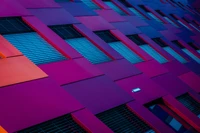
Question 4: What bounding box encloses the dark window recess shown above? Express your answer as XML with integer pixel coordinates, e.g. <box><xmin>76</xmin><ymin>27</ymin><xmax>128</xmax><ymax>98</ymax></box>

<box><xmin>145</xmin><ymin>99</ymin><xmax>196</xmax><ymax>133</ymax></box>
<box><xmin>152</xmin><ymin>38</ymin><xmax>168</xmax><ymax>47</ymax></box>
<box><xmin>118</xmin><ymin>0</ymin><xmax>131</xmax><ymax>7</ymax></box>
<box><xmin>188</xmin><ymin>42</ymin><xmax>199</xmax><ymax>50</ymax></box>
<box><xmin>182</xmin><ymin>17</ymin><xmax>190</xmax><ymax>23</ymax></box>
<box><xmin>171</xmin><ymin>40</ymin><xmax>185</xmax><ymax>49</ymax></box>
<box><xmin>170</xmin><ymin>14</ymin><xmax>178</xmax><ymax>20</ymax></box>
<box><xmin>0</xmin><ymin>17</ymin><xmax>33</xmax><ymax>35</ymax></box>
<box><xmin>49</xmin><ymin>25</ymin><xmax>83</xmax><ymax>39</ymax></box>
<box><xmin>138</xmin><ymin>5</ymin><xmax>149</xmax><ymax>12</ymax></box>
<box><xmin>96</xmin><ymin>105</ymin><xmax>154</xmax><ymax>133</ymax></box>
<box><xmin>17</xmin><ymin>114</ymin><xmax>86</xmax><ymax>133</ymax></box>
<box><xmin>155</xmin><ymin>10</ymin><xmax>165</xmax><ymax>17</ymax></box>
<box><xmin>177</xmin><ymin>93</ymin><xmax>200</xmax><ymax>116</ymax></box>
<box><xmin>127</xmin><ymin>34</ymin><xmax>147</xmax><ymax>46</ymax></box>
<box><xmin>95</xmin><ymin>30</ymin><xmax>119</xmax><ymax>43</ymax></box>
<box><xmin>192</xmin><ymin>20</ymin><xmax>199</xmax><ymax>26</ymax></box>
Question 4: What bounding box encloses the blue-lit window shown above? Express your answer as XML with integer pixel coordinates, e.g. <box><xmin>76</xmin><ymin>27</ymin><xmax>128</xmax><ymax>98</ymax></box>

<box><xmin>146</xmin><ymin>100</ymin><xmax>196</xmax><ymax>133</ymax></box>
<box><xmin>0</xmin><ymin>17</ymin><xmax>66</xmax><ymax>65</ymax></box>
<box><xmin>109</xmin><ymin>41</ymin><xmax>143</xmax><ymax>64</ymax></box>
<box><xmin>81</xmin><ymin>0</ymin><xmax>100</xmax><ymax>10</ymax></box>
<box><xmin>129</xmin><ymin>7</ymin><xmax>147</xmax><ymax>20</ymax></box>
<box><xmin>96</xmin><ymin>105</ymin><xmax>155</xmax><ymax>133</ymax></box>
<box><xmin>172</xmin><ymin>40</ymin><xmax>200</xmax><ymax>64</ymax></box>
<box><xmin>95</xmin><ymin>31</ymin><xmax>144</xmax><ymax>64</ymax></box>
<box><xmin>4</xmin><ymin>32</ymin><xmax>66</xmax><ymax>65</ymax></box>
<box><xmin>50</xmin><ymin>25</ymin><xmax>111</xmax><ymax>64</ymax></box>
<box><xmin>152</xmin><ymin>38</ymin><xmax>187</xmax><ymax>63</ymax></box>
<box><xmin>66</xmin><ymin>38</ymin><xmax>111</xmax><ymax>64</ymax></box>
<box><xmin>128</xmin><ymin>35</ymin><xmax>168</xmax><ymax>64</ymax></box>
<box><xmin>103</xmin><ymin>0</ymin><xmax>127</xmax><ymax>15</ymax></box>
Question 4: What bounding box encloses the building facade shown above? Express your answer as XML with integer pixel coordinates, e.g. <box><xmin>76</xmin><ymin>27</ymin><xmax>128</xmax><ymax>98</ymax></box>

<box><xmin>0</xmin><ymin>0</ymin><xmax>200</xmax><ymax>132</ymax></box>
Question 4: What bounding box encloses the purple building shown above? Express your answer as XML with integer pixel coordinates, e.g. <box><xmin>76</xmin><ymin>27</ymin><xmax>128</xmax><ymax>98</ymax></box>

<box><xmin>0</xmin><ymin>0</ymin><xmax>200</xmax><ymax>132</ymax></box>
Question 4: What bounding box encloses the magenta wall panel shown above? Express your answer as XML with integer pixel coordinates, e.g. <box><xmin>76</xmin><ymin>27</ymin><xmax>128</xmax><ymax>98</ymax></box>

<box><xmin>39</xmin><ymin>59</ymin><xmax>102</xmax><ymax>85</ymax></box>
<box><xmin>76</xmin><ymin>16</ymin><xmax>115</xmax><ymax>31</ymax></box>
<box><xmin>0</xmin><ymin>0</ymin><xmax>31</xmax><ymax>17</ymax></box>
<box><xmin>152</xmin><ymin>73</ymin><xmax>192</xmax><ymax>97</ymax></box>
<box><xmin>163</xmin><ymin>60</ymin><xmax>190</xmax><ymax>76</ymax></box>
<box><xmin>135</xmin><ymin>60</ymin><xmax>169</xmax><ymax>78</ymax></box>
<box><xmin>0</xmin><ymin>78</ymin><xmax>83</xmax><ymax>133</ymax></box>
<box><xmin>116</xmin><ymin>74</ymin><xmax>168</xmax><ymax>104</ymax></box>
<box><xmin>179</xmin><ymin>72</ymin><xmax>200</xmax><ymax>93</ymax></box>
<box><xmin>96</xmin><ymin>59</ymin><xmax>142</xmax><ymax>81</ymax></box>
<box><xmin>72</xmin><ymin>109</ymin><xmax>113</xmax><ymax>133</ymax></box>
<box><xmin>63</xmin><ymin>75</ymin><xmax>134</xmax><ymax>114</ymax></box>
<box><xmin>28</xmin><ymin>8</ymin><xmax>80</xmax><ymax>25</ymax></box>
<box><xmin>18</xmin><ymin>0</ymin><xmax>60</xmax><ymax>8</ymax></box>
<box><xmin>96</xmin><ymin>10</ymin><xmax>126</xmax><ymax>22</ymax></box>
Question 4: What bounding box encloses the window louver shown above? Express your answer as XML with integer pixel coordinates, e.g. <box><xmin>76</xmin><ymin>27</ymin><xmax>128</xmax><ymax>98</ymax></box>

<box><xmin>4</xmin><ymin>32</ymin><xmax>66</xmax><ymax>65</ymax></box>
<box><xmin>96</xmin><ymin>105</ymin><xmax>155</xmax><ymax>133</ymax></box>
<box><xmin>81</xmin><ymin>0</ymin><xmax>100</xmax><ymax>10</ymax></box>
<box><xmin>177</xmin><ymin>93</ymin><xmax>200</xmax><ymax>117</ymax></box>
<box><xmin>49</xmin><ymin>25</ymin><xmax>83</xmax><ymax>40</ymax></box>
<box><xmin>0</xmin><ymin>17</ymin><xmax>33</xmax><ymax>35</ymax></box>
<box><xmin>50</xmin><ymin>25</ymin><xmax>111</xmax><ymax>64</ymax></box>
<box><xmin>17</xmin><ymin>114</ymin><xmax>86</xmax><ymax>133</ymax></box>
<box><xmin>95</xmin><ymin>30</ymin><xmax>119</xmax><ymax>43</ymax></box>
<box><xmin>127</xmin><ymin>34</ymin><xmax>146</xmax><ymax>46</ymax></box>
<box><xmin>103</xmin><ymin>1</ymin><xmax>127</xmax><ymax>15</ymax></box>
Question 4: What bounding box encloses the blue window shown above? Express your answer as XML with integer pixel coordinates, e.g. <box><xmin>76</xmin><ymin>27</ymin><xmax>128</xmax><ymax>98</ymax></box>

<box><xmin>4</xmin><ymin>32</ymin><xmax>66</xmax><ymax>65</ymax></box>
<box><xmin>146</xmin><ymin>100</ymin><xmax>195</xmax><ymax>133</ymax></box>
<box><xmin>152</xmin><ymin>38</ymin><xmax>187</xmax><ymax>63</ymax></box>
<box><xmin>17</xmin><ymin>114</ymin><xmax>86</xmax><ymax>133</ymax></box>
<box><xmin>129</xmin><ymin>7</ymin><xmax>147</xmax><ymax>20</ymax></box>
<box><xmin>81</xmin><ymin>0</ymin><xmax>100</xmax><ymax>10</ymax></box>
<box><xmin>95</xmin><ymin>31</ymin><xmax>143</xmax><ymax>64</ymax></box>
<box><xmin>66</xmin><ymin>38</ymin><xmax>111</xmax><ymax>64</ymax></box>
<box><xmin>103</xmin><ymin>1</ymin><xmax>126</xmax><ymax>15</ymax></box>
<box><xmin>128</xmin><ymin>35</ymin><xmax>168</xmax><ymax>64</ymax></box>
<box><xmin>140</xmin><ymin>45</ymin><xmax>168</xmax><ymax>63</ymax></box>
<box><xmin>96</xmin><ymin>105</ymin><xmax>155</xmax><ymax>133</ymax></box>
<box><xmin>172</xmin><ymin>40</ymin><xmax>200</xmax><ymax>64</ymax></box>
<box><xmin>164</xmin><ymin>47</ymin><xmax>187</xmax><ymax>63</ymax></box>
<box><xmin>50</xmin><ymin>25</ymin><xmax>111</xmax><ymax>64</ymax></box>
<box><xmin>109</xmin><ymin>41</ymin><xmax>143</xmax><ymax>64</ymax></box>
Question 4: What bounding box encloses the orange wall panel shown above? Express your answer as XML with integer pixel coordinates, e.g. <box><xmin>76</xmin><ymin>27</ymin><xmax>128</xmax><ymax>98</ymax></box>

<box><xmin>0</xmin><ymin>35</ymin><xmax>22</xmax><ymax>57</ymax></box>
<box><xmin>0</xmin><ymin>126</ymin><xmax>8</xmax><ymax>133</ymax></box>
<box><xmin>0</xmin><ymin>56</ymin><xmax>48</xmax><ymax>87</ymax></box>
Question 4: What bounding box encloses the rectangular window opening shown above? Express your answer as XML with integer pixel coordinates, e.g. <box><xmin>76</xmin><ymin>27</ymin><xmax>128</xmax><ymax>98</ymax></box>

<box><xmin>145</xmin><ymin>99</ymin><xmax>197</xmax><ymax>132</ymax></box>
<box><xmin>50</xmin><ymin>25</ymin><xmax>112</xmax><ymax>64</ymax></box>
<box><xmin>96</xmin><ymin>104</ymin><xmax>155</xmax><ymax>133</ymax></box>
<box><xmin>81</xmin><ymin>0</ymin><xmax>101</xmax><ymax>10</ymax></box>
<box><xmin>103</xmin><ymin>0</ymin><xmax>127</xmax><ymax>15</ymax></box>
<box><xmin>95</xmin><ymin>31</ymin><xmax>144</xmax><ymax>64</ymax></box>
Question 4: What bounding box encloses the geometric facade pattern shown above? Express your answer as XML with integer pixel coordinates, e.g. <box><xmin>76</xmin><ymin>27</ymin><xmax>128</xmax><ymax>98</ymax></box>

<box><xmin>0</xmin><ymin>0</ymin><xmax>200</xmax><ymax>132</ymax></box>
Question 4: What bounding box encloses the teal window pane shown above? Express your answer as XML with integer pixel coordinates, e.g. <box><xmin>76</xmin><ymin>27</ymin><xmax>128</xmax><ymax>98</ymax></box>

<box><xmin>81</xmin><ymin>0</ymin><xmax>100</xmax><ymax>9</ymax></box>
<box><xmin>182</xmin><ymin>48</ymin><xmax>200</xmax><ymax>64</ymax></box>
<box><xmin>197</xmin><ymin>50</ymin><xmax>200</xmax><ymax>54</ymax></box>
<box><xmin>129</xmin><ymin>7</ymin><xmax>146</xmax><ymax>20</ymax></box>
<box><xmin>164</xmin><ymin>47</ymin><xmax>187</xmax><ymax>63</ymax></box>
<box><xmin>189</xmin><ymin>23</ymin><xmax>200</xmax><ymax>32</ymax></box>
<box><xmin>164</xmin><ymin>17</ymin><xmax>179</xmax><ymax>27</ymax></box>
<box><xmin>104</xmin><ymin>1</ymin><xmax>126</xmax><ymax>15</ymax></box>
<box><xmin>4</xmin><ymin>32</ymin><xmax>66</xmax><ymax>65</ymax></box>
<box><xmin>66</xmin><ymin>38</ymin><xmax>111</xmax><ymax>64</ymax></box>
<box><xmin>177</xmin><ymin>20</ymin><xmax>192</xmax><ymax>30</ymax></box>
<box><xmin>147</xmin><ymin>12</ymin><xmax>163</xmax><ymax>23</ymax></box>
<box><xmin>140</xmin><ymin>45</ymin><xmax>168</xmax><ymax>63</ymax></box>
<box><xmin>109</xmin><ymin>41</ymin><xmax>143</xmax><ymax>64</ymax></box>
